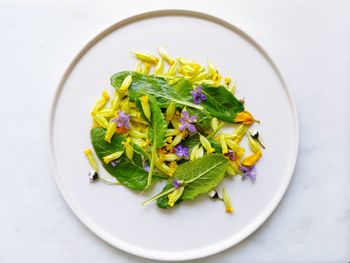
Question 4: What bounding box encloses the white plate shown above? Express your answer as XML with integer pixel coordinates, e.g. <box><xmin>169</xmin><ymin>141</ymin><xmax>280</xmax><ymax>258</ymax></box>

<box><xmin>49</xmin><ymin>10</ymin><xmax>299</xmax><ymax>261</ymax></box>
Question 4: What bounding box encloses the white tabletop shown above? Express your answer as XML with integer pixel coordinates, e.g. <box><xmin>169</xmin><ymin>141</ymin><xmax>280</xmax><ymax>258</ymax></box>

<box><xmin>1</xmin><ymin>1</ymin><xmax>349</xmax><ymax>262</ymax></box>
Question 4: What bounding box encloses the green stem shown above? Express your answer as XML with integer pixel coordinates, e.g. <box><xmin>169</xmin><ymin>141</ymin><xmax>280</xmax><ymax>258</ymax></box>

<box><xmin>147</xmin><ymin>145</ymin><xmax>156</xmax><ymax>187</ymax></box>
<box><xmin>141</xmin><ymin>187</ymin><xmax>176</xmax><ymax>206</ymax></box>
<box><xmin>98</xmin><ymin>178</ymin><xmax>121</xmax><ymax>185</ymax></box>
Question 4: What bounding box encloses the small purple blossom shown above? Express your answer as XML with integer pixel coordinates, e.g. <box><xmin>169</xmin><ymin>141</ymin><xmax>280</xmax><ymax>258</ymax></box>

<box><xmin>172</xmin><ymin>179</ymin><xmax>181</xmax><ymax>189</ymax></box>
<box><xmin>191</xmin><ymin>85</ymin><xmax>206</xmax><ymax>105</ymax></box>
<box><xmin>179</xmin><ymin>111</ymin><xmax>197</xmax><ymax>133</ymax></box>
<box><xmin>240</xmin><ymin>165</ymin><xmax>257</xmax><ymax>182</ymax></box>
<box><xmin>225</xmin><ymin>149</ymin><xmax>235</xmax><ymax>161</ymax></box>
<box><xmin>173</xmin><ymin>144</ymin><xmax>189</xmax><ymax>159</ymax></box>
<box><xmin>143</xmin><ymin>164</ymin><xmax>150</xmax><ymax>172</ymax></box>
<box><xmin>111</xmin><ymin>110</ymin><xmax>130</xmax><ymax>129</ymax></box>
<box><xmin>110</xmin><ymin>160</ymin><xmax>120</xmax><ymax>168</ymax></box>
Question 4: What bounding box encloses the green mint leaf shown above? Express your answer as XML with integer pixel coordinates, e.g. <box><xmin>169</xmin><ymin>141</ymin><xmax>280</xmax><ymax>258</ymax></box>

<box><xmin>110</xmin><ymin>71</ymin><xmax>203</xmax><ymax>110</ymax></box>
<box><xmin>90</xmin><ymin>128</ymin><xmax>148</xmax><ymax>190</ymax></box>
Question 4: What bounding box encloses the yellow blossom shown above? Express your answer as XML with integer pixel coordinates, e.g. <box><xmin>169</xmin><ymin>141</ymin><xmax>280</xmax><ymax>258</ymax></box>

<box><xmin>222</xmin><ymin>187</ymin><xmax>233</xmax><ymax>213</ymax></box>
<box><xmin>91</xmin><ymin>90</ymin><xmax>109</xmax><ymax>114</ymax></box>
<box><xmin>103</xmin><ymin>151</ymin><xmax>124</xmax><ymax>164</ymax></box>
<box><xmin>132</xmin><ymin>51</ymin><xmax>159</xmax><ymax>64</ymax></box>
<box><xmin>234</xmin><ymin>111</ymin><xmax>255</xmax><ymax>125</ymax></box>
<box><xmin>84</xmin><ymin>148</ymin><xmax>99</xmax><ymax>172</ymax></box>
<box><xmin>104</xmin><ymin>121</ymin><xmax>116</xmax><ymax>143</ymax></box>
<box><xmin>168</xmin><ymin>186</ymin><xmax>185</xmax><ymax>207</ymax></box>
<box><xmin>157</xmin><ymin>47</ymin><xmax>174</xmax><ymax>65</ymax></box>
<box><xmin>119</xmin><ymin>75</ymin><xmax>132</xmax><ymax>94</ymax></box>
<box><xmin>140</xmin><ymin>95</ymin><xmax>151</xmax><ymax>121</ymax></box>
<box><xmin>199</xmin><ymin>135</ymin><xmax>215</xmax><ymax>154</ymax></box>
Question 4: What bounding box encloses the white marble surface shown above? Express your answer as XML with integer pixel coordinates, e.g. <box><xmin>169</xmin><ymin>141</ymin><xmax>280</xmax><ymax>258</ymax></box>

<box><xmin>0</xmin><ymin>0</ymin><xmax>349</xmax><ymax>262</ymax></box>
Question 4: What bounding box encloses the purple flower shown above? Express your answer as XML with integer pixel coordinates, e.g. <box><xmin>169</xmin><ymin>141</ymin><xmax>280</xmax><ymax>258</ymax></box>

<box><xmin>173</xmin><ymin>144</ymin><xmax>189</xmax><ymax>159</ymax></box>
<box><xmin>111</xmin><ymin>110</ymin><xmax>130</xmax><ymax>129</ymax></box>
<box><xmin>240</xmin><ymin>165</ymin><xmax>257</xmax><ymax>182</ymax></box>
<box><xmin>172</xmin><ymin>179</ymin><xmax>181</xmax><ymax>189</ymax></box>
<box><xmin>143</xmin><ymin>164</ymin><xmax>150</xmax><ymax>172</ymax></box>
<box><xmin>225</xmin><ymin>149</ymin><xmax>235</xmax><ymax>161</ymax></box>
<box><xmin>110</xmin><ymin>160</ymin><xmax>120</xmax><ymax>168</ymax></box>
<box><xmin>179</xmin><ymin>111</ymin><xmax>197</xmax><ymax>133</ymax></box>
<box><xmin>191</xmin><ymin>86</ymin><xmax>206</xmax><ymax>105</ymax></box>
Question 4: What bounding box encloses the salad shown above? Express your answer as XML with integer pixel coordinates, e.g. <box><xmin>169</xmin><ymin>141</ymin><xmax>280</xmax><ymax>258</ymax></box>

<box><xmin>84</xmin><ymin>47</ymin><xmax>264</xmax><ymax>212</ymax></box>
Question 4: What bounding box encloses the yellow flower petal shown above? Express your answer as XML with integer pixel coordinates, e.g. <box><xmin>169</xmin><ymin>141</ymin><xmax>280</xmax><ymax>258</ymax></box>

<box><xmin>241</xmin><ymin>152</ymin><xmax>262</xmax><ymax>167</ymax></box>
<box><xmin>154</xmin><ymin>57</ymin><xmax>164</xmax><ymax>75</ymax></box>
<box><xmin>234</xmin><ymin>111</ymin><xmax>254</xmax><ymax>125</ymax></box>
<box><xmin>104</xmin><ymin>121</ymin><xmax>116</xmax><ymax>143</ymax></box>
<box><xmin>166</xmin><ymin>101</ymin><xmax>176</xmax><ymax>122</ymax></box>
<box><xmin>199</xmin><ymin>135</ymin><xmax>215</xmax><ymax>154</ymax></box>
<box><xmin>167</xmin><ymin>59</ymin><xmax>180</xmax><ymax>76</ymax></box>
<box><xmin>222</xmin><ymin>187</ymin><xmax>233</xmax><ymax>213</ymax></box>
<box><xmin>91</xmin><ymin>90</ymin><xmax>109</xmax><ymax>114</ymax></box>
<box><xmin>140</xmin><ymin>95</ymin><xmax>151</xmax><ymax>121</ymax></box>
<box><xmin>95</xmin><ymin>114</ymin><xmax>109</xmax><ymax>129</ymax></box>
<box><xmin>157</xmin><ymin>47</ymin><xmax>174</xmax><ymax>65</ymax></box>
<box><xmin>84</xmin><ymin>148</ymin><xmax>99</xmax><ymax>172</ymax></box>
<box><xmin>220</xmin><ymin>134</ymin><xmax>228</xmax><ymax>154</ymax></box>
<box><xmin>132</xmin><ymin>51</ymin><xmax>159</xmax><ymax>64</ymax></box>
<box><xmin>119</xmin><ymin>75</ymin><xmax>132</xmax><ymax>94</ymax></box>
<box><xmin>168</xmin><ymin>186</ymin><xmax>185</xmax><ymax>207</ymax></box>
<box><xmin>103</xmin><ymin>151</ymin><xmax>123</xmax><ymax>164</ymax></box>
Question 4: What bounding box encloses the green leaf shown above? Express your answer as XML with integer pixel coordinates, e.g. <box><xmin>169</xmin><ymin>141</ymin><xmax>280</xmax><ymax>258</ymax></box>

<box><xmin>90</xmin><ymin>128</ymin><xmax>148</xmax><ymax>190</ymax></box>
<box><xmin>156</xmin><ymin>154</ymin><xmax>228</xmax><ymax>208</ymax></box>
<box><xmin>201</xmin><ymin>84</ymin><xmax>244</xmax><ymax>122</ymax></box>
<box><xmin>173</xmin><ymin>78</ymin><xmax>244</xmax><ymax>122</ymax></box>
<box><xmin>177</xmin><ymin>154</ymin><xmax>229</xmax><ymax>200</ymax></box>
<box><xmin>110</xmin><ymin>71</ymin><xmax>203</xmax><ymax>110</ymax></box>
<box><xmin>147</xmin><ymin>95</ymin><xmax>167</xmax><ymax>187</ymax></box>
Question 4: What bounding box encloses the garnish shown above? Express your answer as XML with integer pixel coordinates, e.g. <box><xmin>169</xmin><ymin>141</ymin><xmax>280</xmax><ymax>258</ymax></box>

<box><xmin>84</xmin><ymin>47</ymin><xmax>265</xmax><ymax>213</ymax></box>
<box><xmin>191</xmin><ymin>85</ymin><xmax>207</xmax><ymax>105</ymax></box>
<box><xmin>179</xmin><ymin>111</ymin><xmax>197</xmax><ymax>133</ymax></box>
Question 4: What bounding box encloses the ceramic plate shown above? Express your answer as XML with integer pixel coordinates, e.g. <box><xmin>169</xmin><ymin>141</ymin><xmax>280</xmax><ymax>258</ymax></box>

<box><xmin>49</xmin><ymin>10</ymin><xmax>298</xmax><ymax>261</ymax></box>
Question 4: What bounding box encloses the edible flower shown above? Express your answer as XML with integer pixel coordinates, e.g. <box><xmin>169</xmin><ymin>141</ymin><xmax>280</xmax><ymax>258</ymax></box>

<box><xmin>157</xmin><ymin>47</ymin><xmax>174</xmax><ymax>65</ymax></box>
<box><xmin>84</xmin><ymin>148</ymin><xmax>99</xmax><ymax>172</ymax></box>
<box><xmin>154</xmin><ymin>57</ymin><xmax>164</xmax><ymax>74</ymax></box>
<box><xmin>224</xmin><ymin>149</ymin><xmax>235</xmax><ymax>161</ymax></box>
<box><xmin>222</xmin><ymin>187</ymin><xmax>233</xmax><ymax>213</ymax></box>
<box><xmin>111</xmin><ymin>110</ymin><xmax>130</xmax><ymax>133</ymax></box>
<box><xmin>94</xmin><ymin>114</ymin><xmax>109</xmax><ymax>129</ymax></box>
<box><xmin>91</xmin><ymin>90</ymin><xmax>109</xmax><ymax>114</ymax></box>
<box><xmin>173</xmin><ymin>144</ymin><xmax>189</xmax><ymax>159</ymax></box>
<box><xmin>119</xmin><ymin>75</ymin><xmax>132</xmax><ymax>93</ymax></box>
<box><xmin>122</xmin><ymin>137</ymin><xmax>133</xmax><ymax>161</ymax></box>
<box><xmin>143</xmin><ymin>163</ymin><xmax>150</xmax><ymax>172</ymax></box>
<box><xmin>240</xmin><ymin>165</ymin><xmax>257</xmax><ymax>182</ymax></box>
<box><xmin>132</xmin><ymin>51</ymin><xmax>159</xmax><ymax>64</ymax></box>
<box><xmin>166</xmin><ymin>101</ymin><xmax>176</xmax><ymax>122</ymax></box>
<box><xmin>172</xmin><ymin>179</ymin><xmax>182</xmax><ymax>189</ymax></box>
<box><xmin>104</xmin><ymin>121</ymin><xmax>116</xmax><ymax>143</ymax></box>
<box><xmin>191</xmin><ymin>85</ymin><xmax>206</xmax><ymax>105</ymax></box>
<box><xmin>103</xmin><ymin>151</ymin><xmax>124</xmax><ymax>164</ymax></box>
<box><xmin>179</xmin><ymin>111</ymin><xmax>197</xmax><ymax>133</ymax></box>
<box><xmin>168</xmin><ymin>186</ymin><xmax>185</xmax><ymax>207</ymax></box>
<box><xmin>167</xmin><ymin>59</ymin><xmax>180</xmax><ymax>76</ymax></box>
<box><xmin>220</xmin><ymin>134</ymin><xmax>228</xmax><ymax>154</ymax></box>
<box><xmin>199</xmin><ymin>135</ymin><xmax>215</xmax><ymax>154</ymax></box>
<box><xmin>241</xmin><ymin>152</ymin><xmax>262</xmax><ymax>167</ymax></box>
<box><xmin>234</xmin><ymin>111</ymin><xmax>255</xmax><ymax>125</ymax></box>
<box><xmin>140</xmin><ymin>95</ymin><xmax>151</xmax><ymax>121</ymax></box>
<box><xmin>110</xmin><ymin>160</ymin><xmax>120</xmax><ymax>168</ymax></box>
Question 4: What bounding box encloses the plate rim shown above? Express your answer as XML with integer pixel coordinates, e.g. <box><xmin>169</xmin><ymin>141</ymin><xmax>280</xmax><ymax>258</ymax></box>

<box><xmin>48</xmin><ymin>9</ymin><xmax>299</xmax><ymax>261</ymax></box>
